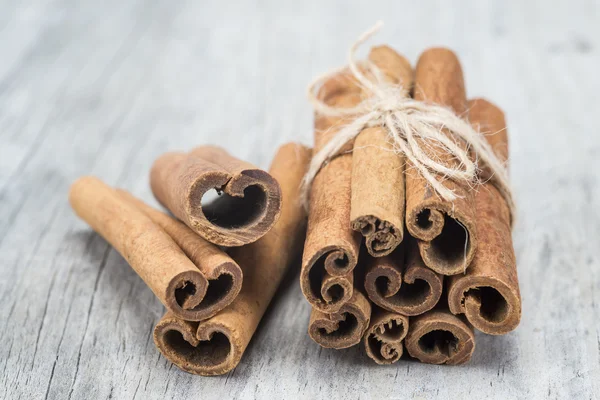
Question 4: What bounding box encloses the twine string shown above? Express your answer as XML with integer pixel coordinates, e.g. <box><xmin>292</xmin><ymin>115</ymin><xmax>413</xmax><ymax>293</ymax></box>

<box><xmin>300</xmin><ymin>21</ymin><xmax>515</xmax><ymax>223</ymax></box>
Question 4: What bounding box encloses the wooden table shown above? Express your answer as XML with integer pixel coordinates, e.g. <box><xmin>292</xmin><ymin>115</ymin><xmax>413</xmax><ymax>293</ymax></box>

<box><xmin>1</xmin><ymin>1</ymin><xmax>598</xmax><ymax>398</ymax></box>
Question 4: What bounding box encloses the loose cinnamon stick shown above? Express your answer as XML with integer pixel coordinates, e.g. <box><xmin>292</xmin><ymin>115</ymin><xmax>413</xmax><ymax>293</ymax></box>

<box><xmin>150</xmin><ymin>146</ymin><xmax>282</xmax><ymax>247</ymax></box>
<box><xmin>405</xmin><ymin>308</ymin><xmax>475</xmax><ymax>365</ymax></box>
<box><xmin>404</xmin><ymin>48</ymin><xmax>478</xmax><ymax>275</ymax></box>
<box><xmin>300</xmin><ymin>70</ymin><xmax>363</xmax><ymax>313</ymax></box>
<box><xmin>154</xmin><ymin>143</ymin><xmax>310</xmax><ymax>376</ymax></box>
<box><xmin>350</xmin><ymin>46</ymin><xmax>413</xmax><ymax>257</ymax></box>
<box><xmin>308</xmin><ymin>290</ymin><xmax>371</xmax><ymax>349</ymax></box>
<box><xmin>364</xmin><ymin>241</ymin><xmax>443</xmax><ymax>316</ymax></box>
<box><xmin>363</xmin><ymin>307</ymin><xmax>409</xmax><ymax>365</ymax></box>
<box><xmin>116</xmin><ymin>191</ymin><xmax>243</xmax><ymax>321</ymax></box>
<box><xmin>69</xmin><ymin>177</ymin><xmax>239</xmax><ymax>321</ymax></box>
<box><xmin>447</xmin><ymin>98</ymin><xmax>521</xmax><ymax>335</ymax></box>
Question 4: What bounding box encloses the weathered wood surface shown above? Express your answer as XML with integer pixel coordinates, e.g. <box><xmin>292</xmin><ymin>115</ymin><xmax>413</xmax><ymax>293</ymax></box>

<box><xmin>1</xmin><ymin>0</ymin><xmax>599</xmax><ymax>399</ymax></box>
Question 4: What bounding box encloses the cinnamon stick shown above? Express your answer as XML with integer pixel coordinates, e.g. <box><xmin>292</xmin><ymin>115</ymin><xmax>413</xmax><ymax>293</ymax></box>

<box><xmin>364</xmin><ymin>241</ymin><xmax>443</xmax><ymax>316</ymax></box>
<box><xmin>69</xmin><ymin>177</ymin><xmax>240</xmax><ymax>321</ymax></box>
<box><xmin>363</xmin><ymin>307</ymin><xmax>409</xmax><ymax>365</ymax></box>
<box><xmin>154</xmin><ymin>143</ymin><xmax>310</xmax><ymax>375</ymax></box>
<box><xmin>404</xmin><ymin>48</ymin><xmax>478</xmax><ymax>275</ymax></box>
<box><xmin>308</xmin><ymin>290</ymin><xmax>371</xmax><ymax>349</ymax></box>
<box><xmin>116</xmin><ymin>191</ymin><xmax>243</xmax><ymax>321</ymax></box>
<box><xmin>350</xmin><ymin>46</ymin><xmax>413</xmax><ymax>257</ymax></box>
<box><xmin>447</xmin><ymin>98</ymin><xmax>521</xmax><ymax>335</ymax></box>
<box><xmin>150</xmin><ymin>146</ymin><xmax>282</xmax><ymax>247</ymax></box>
<box><xmin>405</xmin><ymin>307</ymin><xmax>475</xmax><ymax>365</ymax></box>
<box><xmin>300</xmin><ymin>71</ymin><xmax>363</xmax><ymax>313</ymax></box>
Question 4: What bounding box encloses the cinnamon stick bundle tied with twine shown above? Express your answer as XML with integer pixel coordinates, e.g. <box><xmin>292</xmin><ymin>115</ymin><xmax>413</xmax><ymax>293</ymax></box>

<box><xmin>299</xmin><ymin>22</ymin><xmax>521</xmax><ymax>367</ymax></box>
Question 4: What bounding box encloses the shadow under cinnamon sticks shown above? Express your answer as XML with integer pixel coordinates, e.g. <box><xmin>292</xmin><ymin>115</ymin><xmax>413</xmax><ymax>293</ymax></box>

<box><xmin>153</xmin><ymin>143</ymin><xmax>311</xmax><ymax>376</ymax></box>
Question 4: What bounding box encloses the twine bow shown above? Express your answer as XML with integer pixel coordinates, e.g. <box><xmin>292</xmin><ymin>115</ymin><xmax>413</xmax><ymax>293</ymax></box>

<box><xmin>300</xmin><ymin>21</ymin><xmax>515</xmax><ymax>223</ymax></box>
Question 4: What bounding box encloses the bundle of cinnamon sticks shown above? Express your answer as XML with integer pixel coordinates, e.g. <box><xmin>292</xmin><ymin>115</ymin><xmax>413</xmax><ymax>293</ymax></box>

<box><xmin>70</xmin><ymin>143</ymin><xmax>312</xmax><ymax>375</ymax></box>
<box><xmin>69</xmin><ymin>40</ymin><xmax>520</xmax><ymax>375</ymax></box>
<box><xmin>301</xmin><ymin>45</ymin><xmax>520</xmax><ymax>365</ymax></box>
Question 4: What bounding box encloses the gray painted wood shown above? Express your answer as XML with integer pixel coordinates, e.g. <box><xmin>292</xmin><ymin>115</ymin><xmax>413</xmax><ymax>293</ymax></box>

<box><xmin>1</xmin><ymin>0</ymin><xmax>598</xmax><ymax>398</ymax></box>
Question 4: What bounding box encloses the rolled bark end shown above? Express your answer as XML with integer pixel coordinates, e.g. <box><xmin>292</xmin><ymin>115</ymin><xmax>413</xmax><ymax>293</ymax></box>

<box><xmin>364</xmin><ymin>245</ymin><xmax>443</xmax><ymax>316</ymax></box>
<box><xmin>301</xmin><ymin>246</ymin><xmax>357</xmax><ymax>313</ymax></box>
<box><xmin>116</xmin><ymin>190</ymin><xmax>244</xmax><ymax>322</ymax></box>
<box><xmin>165</xmin><ymin>262</ymin><xmax>243</xmax><ymax>322</ymax></box>
<box><xmin>352</xmin><ymin>216</ymin><xmax>402</xmax><ymax>258</ymax></box>
<box><xmin>70</xmin><ymin>177</ymin><xmax>243</xmax><ymax>322</ymax></box>
<box><xmin>448</xmin><ymin>279</ymin><xmax>520</xmax><ymax>335</ymax></box>
<box><xmin>364</xmin><ymin>309</ymin><xmax>409</xmax><ymax>365</ymax></box>
<box><xmin>409</xmin><ymin>206</ymin><xmax>476</xmax><ymax>276</ymax></box>
<box><xmin>308</xmin><ymin>291</ymin><xmax>371</xmax><ymax>349</ymax></box>
<box><xmin>153</xmin><ymin>313</ymin><xmax>237</xmax><ymax>376</ymax></box>
<box><xmin>150</xmin><ymin>146</ymin><xmax>282</xmax><ymax>247</ymax></box>
<box><xmin>405</xmin><ymin>310</ymin><xmax>475</xmax><ymax>365</ymax></box>
<box><xmin>320</xmin><ymin>271</ymin><xmax>354</xmax><ymax>310</ymax></box>
<box><xmin>406</xmin><ymin>207</ymin><xmax>445</xmax><ymax>242</ymax></box>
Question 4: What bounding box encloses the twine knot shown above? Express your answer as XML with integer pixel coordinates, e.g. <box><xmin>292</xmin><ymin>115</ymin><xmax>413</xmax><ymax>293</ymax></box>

<box><xmin>300</xmin><ymin>21</ymin><xmax>515</xmax><ymax>224</ymax></box>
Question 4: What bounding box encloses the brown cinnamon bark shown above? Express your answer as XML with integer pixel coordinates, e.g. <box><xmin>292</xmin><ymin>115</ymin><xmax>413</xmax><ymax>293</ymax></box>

<box><xmin>363</xmin><ymin>307</ymin><xmax>409</xmax><ymax>365</ymax></box>
<box><xmin>150</xmin><ymin>146</ymin><xmax>281</xmax><ymax>247</ymax></box>
<box><xmin>350</xmin><ymin>46</ymin><xmax>413</xmax><ymax>257</ymax></box>
<box><xmin>404</xmin><ymin>48</ymin><xmax>477</xmax><ymax>275</ymax></box>
<box><xmin>405</xmin><ymin>308</ymin><xmax>475</xmax><ymax>365</ymax></box>
<box><xmin>300</xmin><ymin>70</ymin><xmax>363</xmax><ymax>313</ymax></box>
<box><xmin>154</xmin><ymin>143</ymin><xmax>310</xmax><ymax>375</ymax></box>
<box><xmin>364</xmin><ymin>241</ymin><xmax>443</xmax><ymax>316</ymax></box>
<box><xmin>69</xmin><ymin>177</ymin><xmax>239</xmax><ymax>322</ymax></box>
<box><xmin>308</xmin><ymin>290</ymin><xmax>371</xmax><ymax>349</ymax></box>
<box><xmin>116</xmin><ymin>191</ymin><xmax>243</xmax><ymax>321</ymax></box>
<box><xmin>447</xmin><ymin>98</ymin><xmax>521</xmax><ymax>335</ymax></box>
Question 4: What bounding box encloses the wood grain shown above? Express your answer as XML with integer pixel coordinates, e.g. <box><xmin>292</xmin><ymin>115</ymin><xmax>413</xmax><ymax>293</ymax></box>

<box><xmin>0</xmin><ymin>0</ymin><xmax>599</xmax><ymax>399</ymax></box>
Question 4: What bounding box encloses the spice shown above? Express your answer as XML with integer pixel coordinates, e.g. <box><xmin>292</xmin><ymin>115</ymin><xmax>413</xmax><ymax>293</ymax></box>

<box><xmin>308</xmin><ymin>290</ymin><xmax>371</xmax><ymax>349</ymax></box>
<box><xmin>363</xmin><ymin>307</ymin><xmax>409</xmax><ymax>365</ymax></box>
<box><xmin>404</xmin><ymin>48</ymin><xmax>478</xmax><ymax>276</ymax></box>
<box><xmin>405</xmin><ymin>307</ymin><xmax>475</xmax><ymax>365</ymax></box>
<box><xmin>300</xmin><ymin>71</ymin><xmax>362</xmax><ymax>312</ymax></box>
<box><xmin>447</xmin><ymin>98</ymin><xmax>521</xmax><ymax>335</ymax></box>
<box><xmin>150</xmin><ymin>146</ymin><xmax>282</xmax><ymax>247</ymax></box>
<box><xmin>154</xmin><ymin>143</ymin><xmax>310</xmax><ymax>375</ymax></box>
<box><xmin>364</xmin><ymin>241</ymin><xmax>443</xmax><ymax>316</ymax></box>
<box><xmin>70</xmin><ymin>178</ymin><xmax>240</xmax><ymax>321</ymax></box>
<box><xmin>117</xmin><ymin>191</ymin><xmax>243</xmax><ymax>321</ymax></box>
<box><xmin>350</xmin><ymin>46</ymin><xmax>413</xmax><ymax>257</ymax></box>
